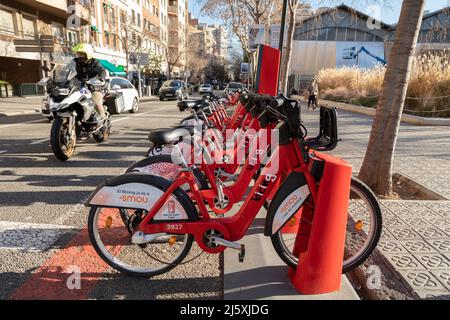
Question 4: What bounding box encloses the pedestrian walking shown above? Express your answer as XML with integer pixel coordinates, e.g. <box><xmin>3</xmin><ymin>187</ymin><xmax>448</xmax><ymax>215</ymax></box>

<box><xmin>307</xmin><ymin>78</ymin><xmax>319</xmax><ymax>110</ymax></box>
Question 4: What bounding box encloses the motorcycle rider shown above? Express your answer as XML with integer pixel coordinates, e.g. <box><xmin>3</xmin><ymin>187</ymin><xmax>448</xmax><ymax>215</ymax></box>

<box><xmin>72</xmin><ymin>43</ymin><xmax>106</xmax><ymax>121</ymax></box>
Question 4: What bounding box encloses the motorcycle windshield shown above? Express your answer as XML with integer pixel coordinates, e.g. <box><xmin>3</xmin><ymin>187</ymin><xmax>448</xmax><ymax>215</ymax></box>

<box><xmin>53</xmin><ymin>60</ymin><xmax>77</xmax><ymax>83</ymax></box>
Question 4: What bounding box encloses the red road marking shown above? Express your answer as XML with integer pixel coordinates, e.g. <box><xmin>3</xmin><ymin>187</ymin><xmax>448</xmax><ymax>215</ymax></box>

<box><xmin>11</xmin><ymin>209</ymin><xmax>125</xmax><ymax>300</ymax></box>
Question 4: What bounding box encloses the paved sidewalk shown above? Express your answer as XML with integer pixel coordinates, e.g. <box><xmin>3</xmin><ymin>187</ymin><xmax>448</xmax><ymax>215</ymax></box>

<box><xmin>301</xmin><ymin>104</ymin><xmax>450</xmax><ymax>299</ymax></box>
<box><xmin>377</xmin><ymin>200</ymin><xmax>450</xmax><ymax>299</ymax></box>
<box><xmin>303</xmin><ymin>106</ymin><xmax>450</xmax><ymax>199</ymax></box>
<box><xmin>224</xmin><ymin>210</ymin><xmax>359</xmax><ymax>300</ymax></box>
<box><xmin>0</xmin><ymin>96</ymin><xmax>44</xmax><ymax>117</ymax></box>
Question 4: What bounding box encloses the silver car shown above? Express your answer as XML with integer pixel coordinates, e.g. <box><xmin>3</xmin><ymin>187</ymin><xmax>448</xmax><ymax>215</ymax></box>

<box><xmin>199</xmin><ymin>83</ymin><xmax>213</xmax><ymax>95</ymax></box>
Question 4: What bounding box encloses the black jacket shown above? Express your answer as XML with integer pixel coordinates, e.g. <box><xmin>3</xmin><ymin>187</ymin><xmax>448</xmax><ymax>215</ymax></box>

<box><xmin>74</xmin><ymin>57</ymin><xmax>106</xmax><ymax>81</ymax></box>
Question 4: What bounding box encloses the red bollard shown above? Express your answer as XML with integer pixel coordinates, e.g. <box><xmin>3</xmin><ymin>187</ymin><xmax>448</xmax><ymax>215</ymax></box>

<box><xmin>289</xmin><ymin>152</ymin><xmax>352</xmax><ymax>295</ymax></box>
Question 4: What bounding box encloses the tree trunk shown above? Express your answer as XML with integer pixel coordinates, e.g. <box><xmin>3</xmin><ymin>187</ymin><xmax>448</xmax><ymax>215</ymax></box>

<box><xmin>280</xmin><ymin>1</ymin><xmax>297</xmax><ymax>95</ymax></box>
<box><xmin>357</xmin><ymin>0</ymin><xmax>426</xmax><ymax>197</ymax></box>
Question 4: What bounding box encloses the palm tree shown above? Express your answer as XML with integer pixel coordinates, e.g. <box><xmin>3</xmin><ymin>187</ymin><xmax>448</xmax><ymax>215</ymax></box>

<box><xmin>358</xmin><ymin>0</ymin><xmax>426</xmax><ymax>196</ymax></box>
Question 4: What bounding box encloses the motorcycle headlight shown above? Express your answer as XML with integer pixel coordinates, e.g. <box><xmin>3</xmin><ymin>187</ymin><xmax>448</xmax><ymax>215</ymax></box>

<box><xmin>51</xmin><ymin>87</ymin><xmax>70</xmax><ymax>97</ymax></box>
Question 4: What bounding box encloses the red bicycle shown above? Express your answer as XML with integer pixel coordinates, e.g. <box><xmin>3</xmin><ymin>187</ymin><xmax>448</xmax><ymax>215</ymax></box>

<box><xmin>86</xmin><ymin>95</ymin><xmax>382</xmax><ymax>277</ymax></box>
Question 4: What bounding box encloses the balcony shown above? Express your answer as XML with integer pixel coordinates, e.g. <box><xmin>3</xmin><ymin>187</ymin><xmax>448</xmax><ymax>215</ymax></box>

<box><xmin>14</xmin><ymin>0</ymin><xmax>68</xmax><ymax>19</ymax></box>
<box><xmin>168</xmin><ymin>5</ymin><xmax>178</xmax><ymax>16</ymax></box>
<box><xmin>67</xmin><ymin>0</ymin><xmax>91</xmax><ymax>25</ymax></box>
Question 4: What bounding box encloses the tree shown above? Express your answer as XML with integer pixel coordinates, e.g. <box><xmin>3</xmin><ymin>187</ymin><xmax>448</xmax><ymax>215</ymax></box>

<box><xmin>142</xmin><ymin>52</ymin><xmax>164</xmax><ymax>78</ymax></box>
<box><xmin>279</xmin><ymin>0</ymin><xmax>300</xmax><ymax>95</ymax></box>
<box><xmin>200</xmin><ymin>0</ymin><xmax>283</xmax><ymax>58</ymax></box>
<box><xmin>358</xmin><ymin>0</ymin><xmax>426</xmax><ymax>197</ymax></box>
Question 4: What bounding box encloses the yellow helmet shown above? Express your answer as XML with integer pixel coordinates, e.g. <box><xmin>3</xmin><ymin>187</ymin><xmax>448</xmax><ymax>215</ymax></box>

<box><xmin>72</xmin><ymin>43</ymin><xmax>94</xmax><ymax>60</ymax></box>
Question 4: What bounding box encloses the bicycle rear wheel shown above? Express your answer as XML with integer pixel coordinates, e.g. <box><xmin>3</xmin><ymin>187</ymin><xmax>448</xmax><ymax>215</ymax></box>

<box><xmin>271</xmin><ymin>177</ymin><xmax>382</xmax><ymax>273</ymax></box>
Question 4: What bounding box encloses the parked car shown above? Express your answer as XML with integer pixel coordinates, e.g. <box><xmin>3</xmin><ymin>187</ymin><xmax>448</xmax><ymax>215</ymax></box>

<box><xmin>106</xmin><ymin>77</ymin><xmax>140</xmax><ymax>114</ymax></box>
<box><xmin>159</xmin><ymin>80</ymin><xmax>189</xmax><ymax>101</ymax></box>
<box><xmin>224</xmin><ymin>82</ymin><xmax>244</xmax><ymax>95</ymax></box>
<box><xmin>199</xmin><ymin>83</ymin><xmax>213</xmax><ymax>96</ymax></box>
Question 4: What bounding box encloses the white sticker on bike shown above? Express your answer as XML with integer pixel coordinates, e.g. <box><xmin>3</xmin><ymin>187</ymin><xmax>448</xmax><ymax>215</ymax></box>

<box><xmin>89</xmin><ymin>183</ymin><xmax>187</xmax><ymax>220</ymax></box>
<box><xmin>272</xmin><ymin>184</ymin><xmax>310</xmax><ymax>235</ymax></box>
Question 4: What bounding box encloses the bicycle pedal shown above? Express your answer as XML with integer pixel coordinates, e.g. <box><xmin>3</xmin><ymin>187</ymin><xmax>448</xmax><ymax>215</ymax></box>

<box><xmin>238</xmin><ymin>244</ymin><xmax>245</xmax><ymax>263</ymax></box>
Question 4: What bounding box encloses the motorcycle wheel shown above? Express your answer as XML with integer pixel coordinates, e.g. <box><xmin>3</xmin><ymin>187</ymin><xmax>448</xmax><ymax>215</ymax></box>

<box><xmin>50</xmin><ymin>118</ymin><xmax>76</xmax><ymax>161</ymax></box>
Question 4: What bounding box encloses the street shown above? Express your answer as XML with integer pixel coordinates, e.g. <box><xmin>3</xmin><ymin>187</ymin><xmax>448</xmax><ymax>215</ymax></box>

<box><xmin>0</xmin><ymin>98</ymin><xmax>222</xmax><ymax>300</ymax></box>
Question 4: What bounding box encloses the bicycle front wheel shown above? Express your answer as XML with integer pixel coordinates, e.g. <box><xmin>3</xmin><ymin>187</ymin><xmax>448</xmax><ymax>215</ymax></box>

<box><xmin>88</xmin><ymin>206</ymin><xmax>193</xmax><ymax>277</ymax></box>
<box><xmin>271</xmin><ymin>177</ymin><xmax>382</xmax><ymax>273</ymax></box>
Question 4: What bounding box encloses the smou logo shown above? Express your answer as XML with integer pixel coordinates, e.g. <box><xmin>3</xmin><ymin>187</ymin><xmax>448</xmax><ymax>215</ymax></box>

<box><xmin>119</xmin><ymin>195</ymin><xmax>149</xmax><ymax>203</ymax></box>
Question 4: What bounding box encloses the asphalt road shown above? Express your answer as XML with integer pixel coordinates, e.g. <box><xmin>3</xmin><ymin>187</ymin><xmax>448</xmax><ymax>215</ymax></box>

<box><xmin>0</xmin><ymin>97</ymin><xmax>222</xmax><ymax>300</ymax></box>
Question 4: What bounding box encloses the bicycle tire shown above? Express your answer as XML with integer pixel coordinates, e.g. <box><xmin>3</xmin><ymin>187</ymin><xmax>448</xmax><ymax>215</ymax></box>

<box><xmin>270</xmin><ymin>177</ymin><xmax>382</xmax><ymax>273</ymax></box>
<box><xmin>88</xmin><ymin>174</ymin><xmax>198</xmax><ymax>278</ymax></box>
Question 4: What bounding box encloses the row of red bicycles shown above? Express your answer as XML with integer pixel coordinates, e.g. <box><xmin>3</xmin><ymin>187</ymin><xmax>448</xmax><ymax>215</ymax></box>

<box><xmin>85</xmin><ymin>91</ymin><xmax>382</xmax><ymax>277</ymax></box>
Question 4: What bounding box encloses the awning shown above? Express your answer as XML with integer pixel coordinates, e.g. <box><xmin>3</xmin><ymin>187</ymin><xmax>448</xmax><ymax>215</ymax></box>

<box><xmin>98</xmin><ymin>59</ymin><xmax>127</xmax><ymax>77</ymax></box>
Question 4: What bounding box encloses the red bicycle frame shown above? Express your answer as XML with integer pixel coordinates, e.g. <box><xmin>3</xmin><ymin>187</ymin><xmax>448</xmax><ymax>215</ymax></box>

<box><xmin>136</xmin><ymin>129</ymin><xmax>320</xmax><ymax>254</ymax></box>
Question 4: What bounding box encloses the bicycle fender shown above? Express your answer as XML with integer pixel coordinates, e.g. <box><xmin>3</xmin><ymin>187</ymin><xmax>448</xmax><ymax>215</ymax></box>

<box><xmin>265</xmin><ymin>172</ymin><xmax>311</xmax><ymax>236</ymax></box>
<box><xmin>85</xmin><ymin>173</ymin><xmax>198</xmax><ymax>222</ymax></box>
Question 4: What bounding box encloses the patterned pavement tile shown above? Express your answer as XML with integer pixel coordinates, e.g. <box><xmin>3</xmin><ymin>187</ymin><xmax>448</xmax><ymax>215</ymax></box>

<box><xmin>400</xmin><ymin>240</ymin><xmax>439</xmax><ymax>254</ymax></box>
<box><xmin>383</xmin><ymin>216</ymin><xmax>409</xmax><ymax>228</ymax></box>
<box><xmin>377</xmin><ymin>240</ymin><xmax>409</xmax><ymax>254</ymax></box>
<box><xmin>380</xmin><ymin>228</ymin><xmax>396</xmax><ymax>240</ymax></box>
<box><xmin>429</xmin><ymin>239</ymin><xmax>450</xmax><ymax>252</ymax></box>
<box><xmin>388</xmin><ymin>227</ymin><xmax>422</xmax><ymax>240</ymax></box>
<box><xmin>438</xmin><ymin>225</ymin><xmax>450</xmax><ymax>237</ymax></box>
<box><xmin>431</xmin><ymin>270</ymin><xmax>450</xmax><ymax>291</ymax></box>
<box><xmin>423</xmin><ymin>216</ymin><xmax>450</xmax><ymax>226</ymax></box>
<box><xmin>401</xmin><ymin>217</ymin><xmax>431</xmax><ymax>227</ymax></box>
<box><xmin>401</xmin><ymin>270</ymin><xmax>447</xmax><ymax>294</ymax></box>
<box><xmin>415</xmin><ymin>226</ymin><xmax>449</xmax><ymax>239</ymax></box>
<box><xmin>383</xmin><ymin>253</ymin><xmax>427</xmax><ymax>271</ymax></box>
<box><xmin>414</xmin><ymin>290</ymin><xmax>450</xmax><ymax>300</ymax></box>
<box><xmin>414</xmin><ymin>253</ymin><xmax>450</xmax><ymax>270</ymax></box>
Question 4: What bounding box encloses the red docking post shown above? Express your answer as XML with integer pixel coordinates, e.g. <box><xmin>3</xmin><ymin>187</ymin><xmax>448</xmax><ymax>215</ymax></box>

<box><xmin>288</xmin><ymin>153</ymin><xmax>352</xmax><ymax>295</ymax></box>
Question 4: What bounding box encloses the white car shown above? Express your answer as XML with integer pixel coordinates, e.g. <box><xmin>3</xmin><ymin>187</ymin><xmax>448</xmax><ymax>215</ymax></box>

<box><xmin>106</xmin><ymin>77</ymin><xmax>139</xmax><ymax>114</ymax></box>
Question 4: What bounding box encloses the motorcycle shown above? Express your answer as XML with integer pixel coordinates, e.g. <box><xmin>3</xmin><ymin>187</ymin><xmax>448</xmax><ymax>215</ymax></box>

<box><xmin>38</xmin><ymin>61</ymin><xmax>111</xmax><ymax>161</ymax></box>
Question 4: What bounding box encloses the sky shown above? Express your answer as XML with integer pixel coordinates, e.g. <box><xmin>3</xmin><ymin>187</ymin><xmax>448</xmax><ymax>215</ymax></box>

<box><xmin>188</xmin><ymin>0</ymin><xmax>450</xmax><ymax>25</ymax></box>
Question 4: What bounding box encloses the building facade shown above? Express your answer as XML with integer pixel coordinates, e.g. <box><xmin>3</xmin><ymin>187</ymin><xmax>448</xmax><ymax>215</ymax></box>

<box><xmin>0</xmin><ymin>0</ymin><xmax>89</xmax><ymax>87</ymax></box>
<box><xmin>290</xmin><ymin>4</ymin><xmax>450</xmax><ymax>91</ymax></box>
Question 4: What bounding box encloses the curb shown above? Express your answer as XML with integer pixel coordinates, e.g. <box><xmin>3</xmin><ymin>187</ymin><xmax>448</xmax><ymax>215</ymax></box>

<box><xmin>292</xmin><ymin>96</ymin><xmax>450</xmax><ymax>126</ymax></box>
<box><xmin>0</xmin><ymin>110</ymin><xmax>40</xmax><ymax>117</ymax></box>
<box><xmin>324</xmin><ymin>100</ymin><xmax>450</xmax><ymax>126</ymax></box>
<box><xmin>139</xmin><ymin>97</ymin><xmax>158</xmax><ymax>102</ymax></box>
<box><xmin>393</xmin><ymin>172</ymin><xmax>449</xmax><ymax>200</ymax></box>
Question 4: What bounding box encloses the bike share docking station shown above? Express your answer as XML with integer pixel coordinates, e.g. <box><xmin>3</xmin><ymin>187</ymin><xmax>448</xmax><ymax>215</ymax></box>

<box><xmin>255</xmin><ymin>44</ymin><xmax>352</xmax><ymax>295</ymax></box>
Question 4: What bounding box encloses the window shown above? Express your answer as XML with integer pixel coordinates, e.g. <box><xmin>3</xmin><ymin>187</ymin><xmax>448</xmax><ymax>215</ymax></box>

<box><xmin>67</xmin><ymin>30</ymin><xmax>78</xmax><ymax>46</ymax></box>
<box><xmin>137</xmin><ymin>13</ymin><xmax>141</xmax><ymax>27</ymax></box>
<box><xmin>0</xmin><ymin>8</ymin><xmax>16</xmax><ymax>35</ymax></box>
<box><xmin>336</xmin><ymin>28</ymin><xmax>346</xmax><ymax>41</ymax></box>
<box><xmin>365</xmin><ymin>32</ymin><xmax>374</xmax><ymax>42</ymax></box>
<box><xmin>317</xmin><ymin>28</ymin><xmax>327</xmax><ymax>41</ymax></box>
<box><xmin>327</xmin><ymin>28</ymin><xmax>336</xmax><ymax>41</ymax></box>
<box><xmin>346</xmin><ymin>29</ymin><xmax>355</xmax><ymax>41</ymax></box>
<box><xmin>118</xmin><ymin>78</ymin><xmax>133</xmax><ymax>89</ymax></box>
<box><xmin>22</xmin><ymin>15</ymin><xmax>36</xmax><ymax>38</ymax></box>
<box><xmin>52</xmin><ymin>23</ymin><xmax>64</xmax><ymax>42</ymax></box>
<box><xmin>356</xmin><ymin>30</ymin><xmax>365</xmax><ymax>41</ymax></box>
